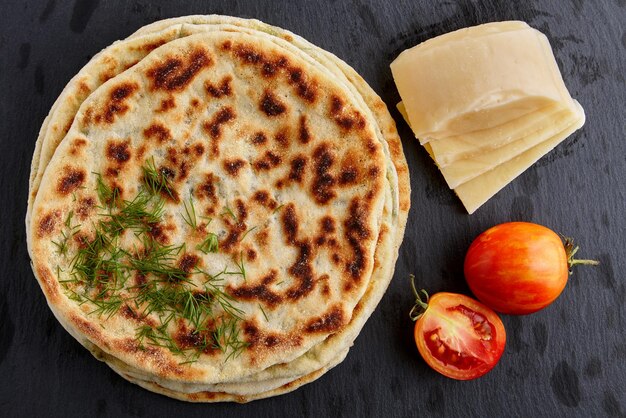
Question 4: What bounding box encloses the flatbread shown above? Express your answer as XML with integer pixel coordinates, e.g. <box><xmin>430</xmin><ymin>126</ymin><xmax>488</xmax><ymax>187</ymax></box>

<box><xmin>27</xmin><ymin>16</ymin><xmax>410</xmax><ymax>401</ymax></box>
<box><xmin>26</xmin><ymin>24</ymin><xmax>186</xmax><ymax>237</ymax></box>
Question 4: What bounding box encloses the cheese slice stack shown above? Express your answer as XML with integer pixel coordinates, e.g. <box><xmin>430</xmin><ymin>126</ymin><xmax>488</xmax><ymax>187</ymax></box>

<box><xmin>391</xmin><ymin>21</ymin><xmax>585</xmax><ymax>213</ymax></box>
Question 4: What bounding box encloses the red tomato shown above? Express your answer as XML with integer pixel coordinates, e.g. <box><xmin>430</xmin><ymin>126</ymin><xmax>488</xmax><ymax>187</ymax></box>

<box><xmin>464</xmin><ymin>222</ymin><xmax>596</xmax><ymax>315</ymax></box>
<box><xmin>412</xmin><ymin>290</ymin><xmax>506</xmax><ymax>380</ymax></box>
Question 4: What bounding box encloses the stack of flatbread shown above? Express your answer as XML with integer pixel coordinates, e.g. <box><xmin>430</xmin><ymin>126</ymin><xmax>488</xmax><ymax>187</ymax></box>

<box><xmin>26</xmin><ymin>16</ymin><xmax>409</xmax><ymax>402</ymax></box>
<box><xmin>391</xmin><ymin>21</ymin><xmax>584</xmax><ymax>214</ymax></box>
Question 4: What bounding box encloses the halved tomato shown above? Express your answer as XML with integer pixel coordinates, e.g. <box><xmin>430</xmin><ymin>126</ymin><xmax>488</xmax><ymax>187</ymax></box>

<box><xmin>411</xmin><ymin>286</ymin><xmax>506</xmax><ymax>380</ymax></box>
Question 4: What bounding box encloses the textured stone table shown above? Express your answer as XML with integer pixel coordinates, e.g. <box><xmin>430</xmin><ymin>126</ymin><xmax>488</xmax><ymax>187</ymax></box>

<box><xmin>1</xmin><ymin>0</ymin><xmax>624</xmax><ymax>416</ymax></box>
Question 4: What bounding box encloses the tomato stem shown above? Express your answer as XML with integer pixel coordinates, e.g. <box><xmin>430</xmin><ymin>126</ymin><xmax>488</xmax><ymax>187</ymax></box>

<box><xmin>563</xmin><ymin>237</ymin><xmax>599</xmax><ymax>274</ymax></box>
<box><xmin>409</xmin><ymin>274</ymin><xmax>429</xmax><ymax>321</ymax></box>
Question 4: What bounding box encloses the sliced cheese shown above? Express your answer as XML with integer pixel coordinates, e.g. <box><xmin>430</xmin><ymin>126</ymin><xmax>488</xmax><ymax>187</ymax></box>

<box><xmin>454</xmin><ymin>102</ymin><xmax>585</xmax><ymax>214</ymax></box>
<box><xmin>393</xmin><ymin>21</ymin><xmax>585</xmax><ymax>214</ymax></box>
<box><xmin>399</xmin><ymin>100</ymin><xmax>585</xmax><ymax>212</ymax></box>
<box><xmin>435</xmin><ymin>105</ymin><xmax>580</xmax><ymax>188</ymax></box>
<box><xmin>405</xmin><ymin>102</ymin><xmax>561</xmax><ymax>166</ymax></box>
<box><xmin>390</xmin><ymin>24</ymin><xmax>573</xmax><ymax>141</ymax></box>
<box><xmin>406</xmin><ymin>21</ymin><xmax>531</xmax><ymax>52</ymax></box>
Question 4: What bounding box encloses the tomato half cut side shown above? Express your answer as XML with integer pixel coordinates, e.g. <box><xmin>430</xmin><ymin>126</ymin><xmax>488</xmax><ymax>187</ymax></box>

<box><xmin>413</xmin><ymin>292</ymin><xmax>506</xmax><ymax>380</ymax></box>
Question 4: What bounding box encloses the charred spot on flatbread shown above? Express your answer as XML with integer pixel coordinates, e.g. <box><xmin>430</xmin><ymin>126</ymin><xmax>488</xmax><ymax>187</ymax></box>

<box><xmin>147</xmin><ymin>48</ymin><xmax>212</xmax><ymax>92</ymax></box>
<box><xmin>205</xmin><ymin>76</ymin><xmax>233</xmax><ymax>98</ymax></box>
<box><xmin>56</xmin><ymin>166</ymin><xmax>86</xmax><ymax>195</ymax></box>
<box><xmin>93</xmin><ymin>83</ymin><xmax>139</xmax><ymax>124</ymax></box>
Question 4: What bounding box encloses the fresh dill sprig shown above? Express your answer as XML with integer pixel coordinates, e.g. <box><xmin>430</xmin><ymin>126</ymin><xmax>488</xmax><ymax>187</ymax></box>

<box><xmin>135</xmin><ymin>324</ymin><xmax>154</xmax><ymax>349</ymax></box>
<box><xmin>220</xmin><ymin>205</ymin><xmax>237</xmax><ymax>222</ymax></box>
<box><xmin>99</xmin><ymin>190</ymin><xmax>164</xmax><ymax>237</ymax></box>
<box><xmin>94</xmin><ymin>172</ymin><xmax>119</xmax><ymax>208</ymax></box>
<box><xmin>142</xmin><ymin>157</ymin><xmax>174</xmax><ymax>199</ymax></box>
<box><xmin>71</xmin><ymin>228</ymin><xmax>113</xmax><ymax>285</ymax></box>
<box><xmin>85</xmin><ymin>293</ymin><xmax>124</xmax><ymax>319</ymax></box>
<box><xmin>136</xmin><ymin>324</ymin><xmax>185</xmax><ymax>357</ymax></box>
<box><xmin>221</xmin><ymin>253</ymin><xmax>247</xmax><ymax>282</ymax></box>
<box><xmin>129</xmin><ymin>240</ymin><xmax>189</xmax><ymax>284</ymax></box>
<box><xmin>198</xmin><ymin>271</ymin><xmax>245</xmax><ymax>320</ymax></box>
<box><xmin>181</xmin><ymin>196</ymin><xmax>198</xmax><ymax>230</ymax></box>
<box><xmin>213</xmin><ymin>316</ymin><xmax>249</xmax><ymax>361</ymax></box>
<box><xmin>65</xmin><ymin>288</ymin><xmax>86</xmax><ymax>303</ymax></box>
<box><xmin>64</xmin><ymin>210</ymin><xmax>74</xmax><ymax>229</ymax></box>
<box><xmin>197</xmin><ymin>233</ymin><xmax>219</xmax><ymax>254</ymax></box>
<box><xmin>134</xmin><ymin>283</ymin><xmax>182</xmax><ymax>318</ymax></box>
<box><xmin>51</xmin><ymin>230</ymin><xmax>71</xmax><ymax>256</ymax></box>
<box><xmin>52</xmin><ymin>211</ymin><xmax>81</xmax><ymax>257</ymax></box>
<box><xmin>272</xmin><ymin>204</ymin><xmax>285</xmax><ymax>214</ymax></box>
<box><xmin>60</xmin><ymin>171</ymin><xmax>250</xmax><ymax>363</ymax></box>
<box><xmin>240</xmin><ymin>226</ymin><xmax>257</xmax><ymax>242</ymax></box>
<box><xmin>259</xmin><ymin>304</ymin><xmax>268</xmax><ymax>322</ymax></box>
<box><xmin>131</xmin><ymin>277</ymin><xmax>248</xmax><ymax>364</ymax></box>
<box><xmin>234</xmin><ymin>252</ymin><xmax>247</xmax><ymax>281</ymax></box>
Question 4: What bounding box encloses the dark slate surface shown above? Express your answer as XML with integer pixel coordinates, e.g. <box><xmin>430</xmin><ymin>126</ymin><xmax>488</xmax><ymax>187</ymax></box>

<box><xmin>1</xmin><ymin>0</ymin><xmax>625</xmax><ymax>416</ymax></box>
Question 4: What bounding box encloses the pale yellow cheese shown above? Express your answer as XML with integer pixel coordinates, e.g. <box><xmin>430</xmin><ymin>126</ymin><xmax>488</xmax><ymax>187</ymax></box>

<box><xmin>408</xmin><ymin>102</ymin><xmax>561</xmax><ymax>166</ymax></box>
<box><xmin>390</xmin><ymin>24</ymin><xmax>573</xmax><ymax>141</ymax></box>
<box><xmin>406</xmin><ymin>21</ymin><xmax>530</xmax><ymax>52</ymax></box>
<box><xmin>436</xmin><ymin>105</ymin><xmax>580</xmax><ymax>188</ymax></box>
<box><xmin>393</xmin><ymin>21</ymin><xmax>585</xmax><ymax>214</ymax></box>
<box><xmin>398</xmin><ymin>100</ymin><xmax>585</xmax><ymax>213</ymax></box>
<box><xmin>454</xmin><ymin>102</ymin><xmax>585</xmax><ymax>213</ymax></box>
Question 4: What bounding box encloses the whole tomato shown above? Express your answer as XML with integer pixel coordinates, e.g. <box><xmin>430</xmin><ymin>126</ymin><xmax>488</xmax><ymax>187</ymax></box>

<box><xmin>464</xmin><ymin>222</ymin><xmax>597</xmax><ymax>315</ymax></box>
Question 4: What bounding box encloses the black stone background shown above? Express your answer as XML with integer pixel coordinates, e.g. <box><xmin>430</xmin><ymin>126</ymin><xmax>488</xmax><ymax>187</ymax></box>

<box><xmin>1</xmin><ymin>0</ymin><xmax>625</xmax><ymax>416</ymax></box>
